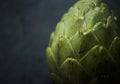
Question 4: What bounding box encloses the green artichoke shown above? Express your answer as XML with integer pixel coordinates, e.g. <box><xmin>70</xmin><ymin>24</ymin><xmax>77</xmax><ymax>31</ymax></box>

<box><xmin>46</xmin><ymin>0</ymin><xmax>120</xmax><ymax>84</ymax></box>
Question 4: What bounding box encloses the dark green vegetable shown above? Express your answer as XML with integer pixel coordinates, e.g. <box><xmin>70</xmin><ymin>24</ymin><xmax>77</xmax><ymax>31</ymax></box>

<box><xmin>46</xmin><ymin>0</ymin><xmax>120</xmax><ymax>83</ymax></box>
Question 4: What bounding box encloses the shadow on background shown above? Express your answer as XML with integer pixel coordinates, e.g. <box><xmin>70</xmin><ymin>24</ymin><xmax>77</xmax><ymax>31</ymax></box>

<box><xmin>0</xmin><ymin>0</ymin><xmax>119</xmax><ymax>84</ymax></box>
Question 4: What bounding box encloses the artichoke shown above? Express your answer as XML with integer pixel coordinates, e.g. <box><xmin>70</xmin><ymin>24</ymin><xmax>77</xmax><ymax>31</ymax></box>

<box><xmin>46</xmin><ymin>0</ymin><xmax>120</xmax><ymax>84</ymax></box>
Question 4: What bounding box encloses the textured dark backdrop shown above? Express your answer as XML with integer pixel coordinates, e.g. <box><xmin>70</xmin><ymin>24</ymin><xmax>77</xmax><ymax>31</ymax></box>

<box><xmin>0</xmin><ymin>0</ymin><xmax>119</xmax><ymax>84</ymax></box>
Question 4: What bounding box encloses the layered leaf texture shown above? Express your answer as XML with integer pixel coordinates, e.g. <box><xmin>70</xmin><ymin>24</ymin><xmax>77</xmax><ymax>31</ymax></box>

<box><xmin>46</xmin><ymin>0</ymin><xmax>120</xmax><ymax>84</ymax></box>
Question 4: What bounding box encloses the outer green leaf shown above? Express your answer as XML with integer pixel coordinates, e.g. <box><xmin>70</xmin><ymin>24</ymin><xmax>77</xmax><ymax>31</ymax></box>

<box><xmin>60</xmin><ymin>58</ymin><xmax>89</xmax><ymax>84</ymax></box>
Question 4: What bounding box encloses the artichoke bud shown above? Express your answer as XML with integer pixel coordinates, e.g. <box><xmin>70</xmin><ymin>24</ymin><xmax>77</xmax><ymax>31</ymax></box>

<box><xmin>46</xmin><ymin>0</ymin><xmax>120</xmax><ymax>83</ymax></box>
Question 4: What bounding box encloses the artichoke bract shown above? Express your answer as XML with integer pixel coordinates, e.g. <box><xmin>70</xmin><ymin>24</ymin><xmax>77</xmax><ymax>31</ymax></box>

<box><xmin>46</xmin><ymin>0</ymin><xmax>120</xmax><ymax>84</ymax></box>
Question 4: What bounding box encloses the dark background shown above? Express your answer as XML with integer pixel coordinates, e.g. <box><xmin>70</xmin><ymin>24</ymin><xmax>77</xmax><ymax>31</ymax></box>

<box><xmin>0</xmin><ymin>0</ymin><xmax>119</xmax><ymax>84</ymax></box>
